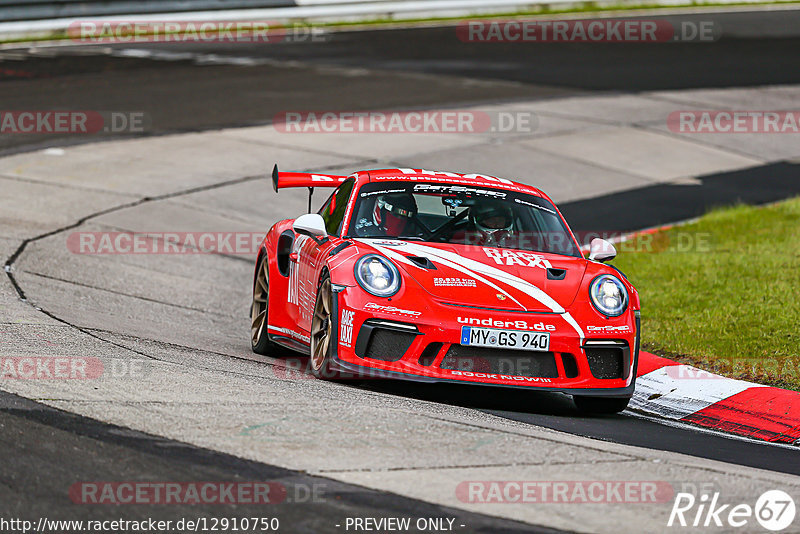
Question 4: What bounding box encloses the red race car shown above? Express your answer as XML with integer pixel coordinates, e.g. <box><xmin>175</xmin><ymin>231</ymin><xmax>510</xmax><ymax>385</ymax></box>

<box><xmin>251</xmin><ymin>166</ymin><xmax>641</xmax><ymax>414</ymax></box>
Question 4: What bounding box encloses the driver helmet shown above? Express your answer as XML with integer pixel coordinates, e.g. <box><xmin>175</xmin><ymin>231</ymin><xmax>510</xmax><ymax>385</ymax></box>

<box><xmin>472</xmin><ymin>201</ymin><xmax>514</xmax><ymax>244</ymax></box>
<box><xmin>373</xmin><ymin>193</ymin><xmax>418</xmax><ymax>236</ymax></box>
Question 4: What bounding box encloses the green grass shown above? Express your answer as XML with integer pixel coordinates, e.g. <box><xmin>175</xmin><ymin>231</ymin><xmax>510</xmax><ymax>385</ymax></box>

<box><xmin>613</xmin><ymin>198</ymin><xmax>800</xmax><ymax>391</ymax></box>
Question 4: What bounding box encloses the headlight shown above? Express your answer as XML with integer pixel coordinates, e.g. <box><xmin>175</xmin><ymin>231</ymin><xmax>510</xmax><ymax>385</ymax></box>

<box><xmin>589</xmin><ymin>274</ymin><xmax>628</xmax><ymax>317</ymax></box>
<box><xmin>355</xmin><ymin>254</ymin><xmax>401</xmax><ymax>297</ymax></box>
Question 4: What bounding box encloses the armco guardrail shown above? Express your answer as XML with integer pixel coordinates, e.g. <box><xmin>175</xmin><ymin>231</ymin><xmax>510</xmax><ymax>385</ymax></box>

<box><xmin>0</xmin><ymin>0</ymin><xmax>544</xmax><ymax>28</ymax></box>
<box><xmin>0</xmin><ymin>0</ymin><xmax>542</xmax><ymax>40</ymax></box>
<box><xmin>0</xmin><ymin>0</ymin><xmax>544</xmax><ymax>41</ymax></box>
<box><xmin>0</xmin><ymin>0</ymin><xmax>295</xmax><ymax>22</ymax></box>
<box><xmin>0</xmin><ymin>0</ymin><xmax>781</xmax><ymax>41</ymax></box>
<box><xmin>0</xmin><ymin>0</ymin><xmax>538</xmax><ymax>22</ymax></box>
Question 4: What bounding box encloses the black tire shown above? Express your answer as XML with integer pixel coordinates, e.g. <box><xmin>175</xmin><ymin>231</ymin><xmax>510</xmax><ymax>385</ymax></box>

<box><xmin>251</xmin><ymin>253</ymin><xmax>281</xmax><ymax>355</ymax></box>
<box><xmin>309</xmin><ymin>275</ymin><xmax>340</xmax><ymax>379</ymax></box>
<box><xmin>573</xmin><ymin>395</ymin><xmax>631</xmax><ymax>414</ymax></box>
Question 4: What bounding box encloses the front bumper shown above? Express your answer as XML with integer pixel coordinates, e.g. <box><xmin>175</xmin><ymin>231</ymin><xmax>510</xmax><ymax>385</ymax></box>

<box><xmin>332</xmin><ymin>288</ymin><xmax>639</xmax><ymax>397</ymax></box>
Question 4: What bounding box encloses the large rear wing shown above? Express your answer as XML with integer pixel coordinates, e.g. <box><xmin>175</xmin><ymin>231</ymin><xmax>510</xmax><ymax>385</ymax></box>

<box><xmin>271</xmin><ymin>164</ymin><xmax>348</xmax><ymax>192</ymax></box>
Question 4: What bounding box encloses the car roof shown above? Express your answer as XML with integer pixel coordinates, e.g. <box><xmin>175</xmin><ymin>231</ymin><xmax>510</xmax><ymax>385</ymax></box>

<box><xmin>355</xmin><ymin>168</ymin><xmax>546</xmax><ymax>198</ymax></box>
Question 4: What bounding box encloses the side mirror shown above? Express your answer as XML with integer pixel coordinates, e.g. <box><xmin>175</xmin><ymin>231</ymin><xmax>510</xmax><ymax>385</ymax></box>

<box><xmin>293</xmin><ymin>213</ymin><xmax>328</xmax><ymax>239</ymax></box>
<box><xmin>588</xmin><ymin>238</ymin><xmax>617</xmax><ymax>263</ymax></box>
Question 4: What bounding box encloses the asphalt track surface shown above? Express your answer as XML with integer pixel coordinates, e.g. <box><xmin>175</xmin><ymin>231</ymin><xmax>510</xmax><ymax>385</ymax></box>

<box><xmin>3</xmin><ymin>8</ymin><xmax>800</xmax><ymax>154</ymax></box>
<box><xmin>0</xmin><ymin>391</ymin><xmax>547</xmax><ymax>532</ymax></box>
<box><xmin>2</xmin><ymin>8</ymin><xmax>800</xmax><ymax>531</ymax></box>
<box><xmin>359</xmin><ymin>382</ymin><xmax>800</xmax><ymax>476</ymax></box>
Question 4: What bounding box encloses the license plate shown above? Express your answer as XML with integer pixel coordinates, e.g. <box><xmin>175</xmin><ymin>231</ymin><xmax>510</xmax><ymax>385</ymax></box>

<box><xmin>460</xmin><ymin>326</ymin><xmax>550</xmax><ymax>352</ymax></box>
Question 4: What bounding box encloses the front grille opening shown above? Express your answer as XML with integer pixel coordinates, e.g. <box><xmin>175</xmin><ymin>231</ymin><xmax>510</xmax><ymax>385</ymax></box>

<box><xmin>585</xmin><ymin>347</ymin><xmax>624</xmax><ymax>379</ymax></box>
<box><xmin>561</xmin><ymin>353</ymin><xmax>579</xmax><ymax>378</ymax></box>
<box><xmin>358</xmin><ymin>328</ymin><xmax>416</xmax><ymax>362</ymax></box>
<box><xmin>440</xmin><ymin>345</ymin><xmax>558</xmax><ymax>378</ymax></box>
<box><xmin>418</xmin><ymin>342</ymin><xmax>443</xmax><ymax>367</ymax></box>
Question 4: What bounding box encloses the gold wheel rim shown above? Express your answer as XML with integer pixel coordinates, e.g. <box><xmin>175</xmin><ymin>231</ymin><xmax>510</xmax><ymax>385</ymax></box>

<box><xmin>310</xmin><ymin>279</ymin><xmax>332</xmax><ymax>370</ymax></box>
<box><xmin>251</xmin><ymin>258</ymin><xmax>269</xmax><ymax>346</ymax></box>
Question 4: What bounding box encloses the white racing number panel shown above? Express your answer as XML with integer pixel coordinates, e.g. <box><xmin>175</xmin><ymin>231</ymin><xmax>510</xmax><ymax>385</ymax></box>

<box><xmin>460</xmin><ymin>326</ymin><xmax>550</xmax><ymax>352</ymax></box>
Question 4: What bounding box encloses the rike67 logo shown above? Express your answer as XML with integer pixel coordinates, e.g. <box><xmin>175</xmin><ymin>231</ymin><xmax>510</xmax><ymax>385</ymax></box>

<box><xmin>668</xmin><ymin>490</ymin><xmax>796</xmax><ymax>531</ymax></box>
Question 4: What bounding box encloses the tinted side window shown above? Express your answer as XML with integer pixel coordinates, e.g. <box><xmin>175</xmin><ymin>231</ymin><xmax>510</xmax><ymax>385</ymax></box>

<box><xmin>318</xmin><ymin>178</ymin><xmax>354</xmax><ymax>236</ymax></box>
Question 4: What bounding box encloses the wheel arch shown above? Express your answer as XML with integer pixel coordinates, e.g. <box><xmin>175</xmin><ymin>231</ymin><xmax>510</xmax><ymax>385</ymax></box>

<box><xmin>318</xmin><ymin>265</ymin><xmax>331</xmax><ymax>290</ymax></box>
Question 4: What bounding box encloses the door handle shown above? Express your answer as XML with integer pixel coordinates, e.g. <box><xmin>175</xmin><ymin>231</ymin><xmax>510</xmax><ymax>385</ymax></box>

<box><xmin>289</xmin><ymin>253</ymin><xmax>298</xmax><ymax>263</ymax></box>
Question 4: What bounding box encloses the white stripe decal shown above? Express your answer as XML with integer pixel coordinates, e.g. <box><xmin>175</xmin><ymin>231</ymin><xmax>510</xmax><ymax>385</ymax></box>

<box><xmin>361</xmin><ymin>240</ymin><xmax>525</xmax><ymax>309</ymax></box>
<box><xmin>267</xmin><ymin>325</ymin><xmax>310</xmax><ymax>344</ymax></box>
<box><xmin>561</xmin><ymin>312</ymin><xmax>584</xmax><ymax>340</ymax></box>
<box><xmin>401</xmin><ymin>243</ymin><xmax>588</xmax><ymax>339</ymax></box>
<box><xmin>357</xmin><ymin>240</ymin><xmax>586</xmax><ymax>339</ymax></box>
<box><xmin>401</xmin><ymin>243</ymin><xmax>565</xmax><ymax>313</ymax></box>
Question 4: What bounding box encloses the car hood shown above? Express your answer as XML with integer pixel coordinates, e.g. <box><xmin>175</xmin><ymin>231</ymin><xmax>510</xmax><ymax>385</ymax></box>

<box><xmin>355</xmin><ymin>240</ymin><xmax>587</xmax><ymax>313</ymax></box>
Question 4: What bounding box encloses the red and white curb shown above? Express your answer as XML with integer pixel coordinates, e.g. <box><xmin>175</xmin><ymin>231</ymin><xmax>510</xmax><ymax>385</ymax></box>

<box><xmin>632</xmin><ymin>352</ymin><xmax>800</xmax><ymax>445</ymax></box>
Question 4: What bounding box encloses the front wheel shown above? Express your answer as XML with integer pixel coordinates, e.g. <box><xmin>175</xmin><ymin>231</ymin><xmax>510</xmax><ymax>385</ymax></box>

<box><xmin>310</xmin><ymin>275</ymin><xmax>339</xmax><ymax>379</ymax></box>
<box><xmin>573</xmin><ymin>395</ymin><xmax>631</xmax><ymax>414</ymax></box>
<box><xmin>251</xmin><ymin>254</ymin><xmax>280</xmax><ymax>355</ymax></box>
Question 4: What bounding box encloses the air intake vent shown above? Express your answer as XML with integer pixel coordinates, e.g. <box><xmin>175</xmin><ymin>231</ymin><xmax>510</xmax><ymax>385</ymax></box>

<box><xmin>407</xmin><ymin>256</ymin><xmax>436</xmax><ymax>269</ymax></box>
<box><xmin>561</xmin><ymin>353</ymin><xmax>579</xmax><ymax>378</ymax></box>
<box><xmin>418</xmin><ymin>342</ymin><xmax>443</xmax><ymax>366</ymax></box>
<box><xmin>585</xmin><ymin>347</ymin><xmax>624</xmax><ymax>379</ymax></box>
<box><xmin>328</xmin><ymin>241</ymin><xmax>352</xmax><ymax>256</ymax></box>
<box><xmin>355</xmin><ymin>322</ymin><xmax>418</xmax><ymax>362</ymax></box>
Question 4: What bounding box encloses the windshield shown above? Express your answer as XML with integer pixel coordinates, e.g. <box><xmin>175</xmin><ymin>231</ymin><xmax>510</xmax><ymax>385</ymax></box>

<box><xmin>346</xmin><ymin>181</ymin><xmax>581</xmax><ymax>257</ymax></box>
